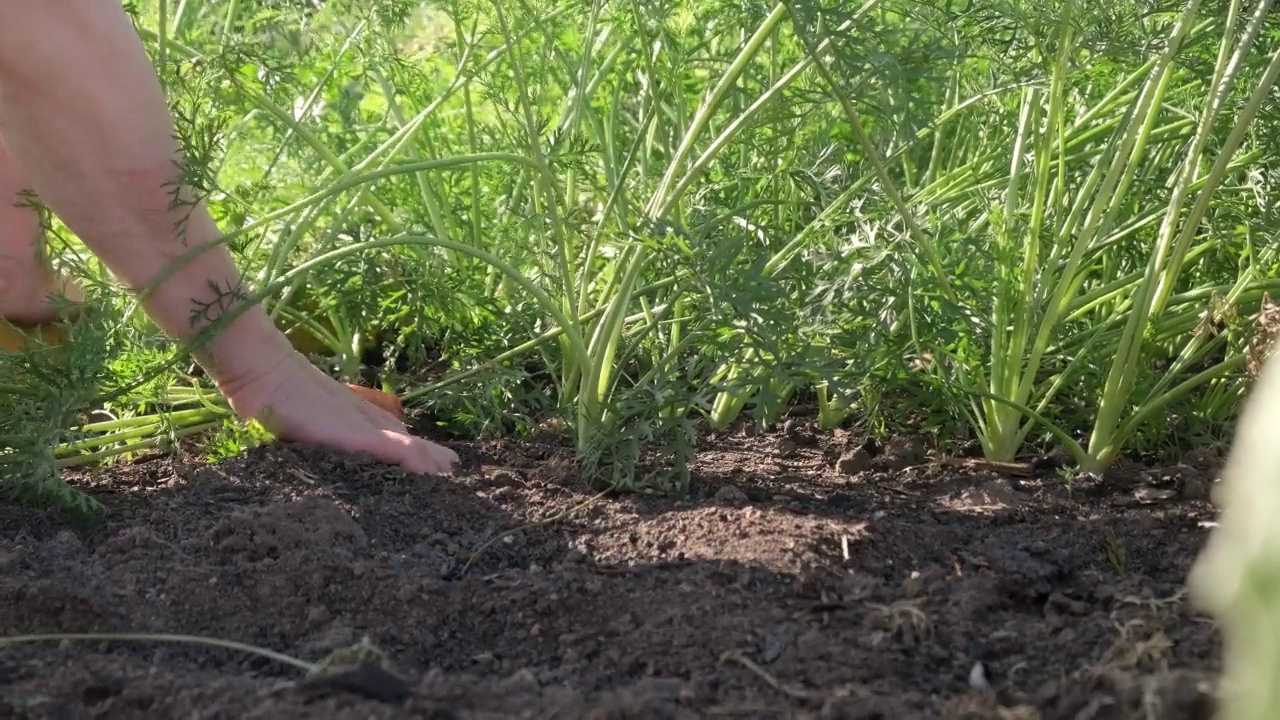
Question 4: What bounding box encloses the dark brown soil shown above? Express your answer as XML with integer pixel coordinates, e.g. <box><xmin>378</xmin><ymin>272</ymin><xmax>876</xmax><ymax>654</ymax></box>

<box><xmin>0</xmin><ymin>422</ymin><xmax>1225</xmax><ymax>718</ymax></box>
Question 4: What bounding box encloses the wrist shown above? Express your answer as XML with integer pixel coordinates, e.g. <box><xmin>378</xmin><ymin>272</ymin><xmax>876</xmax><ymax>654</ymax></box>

<box><xmin>195</xmin><ymin>301</ymin><xmax>297</xmax><ymax>392</ymax></box>
<box><xmin>134</xmin><ymin>248</ymin><xmax>295</xmax><ymax>390</ymax></box>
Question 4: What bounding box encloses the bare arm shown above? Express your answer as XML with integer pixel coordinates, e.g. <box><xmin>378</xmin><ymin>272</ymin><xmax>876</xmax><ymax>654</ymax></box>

<box><xmin>0</xmin><ymin>0</ymin><xmax>458</xmax><ymax>475</ymax></box>
<box><xmin>0</xmin><ymin>0</ymin><xmax>289</xmax><ymax>383</ymax></box>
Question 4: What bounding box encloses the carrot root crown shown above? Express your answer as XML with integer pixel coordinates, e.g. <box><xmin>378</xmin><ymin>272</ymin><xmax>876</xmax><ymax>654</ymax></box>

<box><xmin>345</xmin><ymin>383</ymin><xmax>404</xmax><ymax>419</ymax></box>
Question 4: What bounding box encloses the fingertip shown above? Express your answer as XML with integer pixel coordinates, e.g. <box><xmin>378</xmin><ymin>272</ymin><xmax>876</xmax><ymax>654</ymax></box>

<box><xmin>364</xmin><ymin>428</ymin><xmax>459</xmax><ymax>477</ymax></box>
<box><xmin>421</xmin><ymin>455</ymin><xmax>458</xmax><ymax>478</ymax></box>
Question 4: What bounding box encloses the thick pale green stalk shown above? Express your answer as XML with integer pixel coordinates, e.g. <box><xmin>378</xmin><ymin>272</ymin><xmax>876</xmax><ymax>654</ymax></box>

<box><xmin>1088</xmin><ymin>0</ymin><xmax>1280</xmax><ymax>466</ymax></box>
<box><xmin>647</xmin><ymin>3</ymin><xmax>790</xmax><ymax>218</ymax></box>
<box><xmin>983</xmin><ymin>84</ymin><xmax>1039</xmax><ymax>459</ymax></box>
<box><xmin>916</xmin><ymin>0</ymin><xmax>1264</xmax><ymax>458</ymax></box>
<box><xmin>708</xmin><ymin>349</ymin><xmax>756</xmax><ymax>429</ymax></box>
<box><xmin>1151</xmin><ymin>0</ymin><xmax>1271</xmax><ymax>314</ymax></box>
<box><xmin>575</xmin><ymin>3</ymin><xmax>795</xmax><ymax>448</ymax></box>
<box><xmin>401</xmin><ymin>278</ymin><xmax>679</xmax><ymax>404</ymax></box>
<box><xmin>55</xmin><ymin>422</ymin><xmax>223</xmax><ymax>468</ymax></box>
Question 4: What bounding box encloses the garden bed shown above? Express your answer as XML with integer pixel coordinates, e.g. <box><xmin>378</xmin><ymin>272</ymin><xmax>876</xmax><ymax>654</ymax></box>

<box><xmin>0</xmin><ymin>423</ymin><xmax>1222</xmax><ymax>718</ymax></box>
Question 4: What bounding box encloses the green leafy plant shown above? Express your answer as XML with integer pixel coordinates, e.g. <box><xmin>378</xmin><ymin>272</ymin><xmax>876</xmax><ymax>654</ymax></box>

<box><xmin>793</xmin><ymin>0</ymin><xmax>1280</xmax><ymax>469</ymax></box>
<box><xmin>7</xmin><ymin>0</ymin><xmax>1280</xmax><ymax>512</ymax></box>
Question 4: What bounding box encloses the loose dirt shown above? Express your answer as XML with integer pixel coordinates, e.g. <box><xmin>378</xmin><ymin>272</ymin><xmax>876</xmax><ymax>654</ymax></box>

<box><xmin>0</xmin><ymin>421</ymin><xmax>1224</xmax><ymax>718</ymax></box>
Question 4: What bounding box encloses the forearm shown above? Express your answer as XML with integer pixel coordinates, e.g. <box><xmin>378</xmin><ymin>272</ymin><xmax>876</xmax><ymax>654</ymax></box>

<box><xmin>0</xmin><ymin>0</ymin><xmax>288</xmax><ymax>379</ymax></box>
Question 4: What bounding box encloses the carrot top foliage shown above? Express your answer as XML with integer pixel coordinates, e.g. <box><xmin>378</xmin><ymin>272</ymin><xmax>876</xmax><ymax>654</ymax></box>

<box><xmin>3</xmin><ymin>0</ymin><xmax>1280</xmax><ymax>511</ymax></box>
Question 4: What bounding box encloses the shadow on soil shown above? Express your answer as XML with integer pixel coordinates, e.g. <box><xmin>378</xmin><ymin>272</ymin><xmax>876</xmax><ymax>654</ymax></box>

<box><xmin>0</xmin><ymin>424</ymin><xmax>1223</xmax><ymax>718</ymax></box>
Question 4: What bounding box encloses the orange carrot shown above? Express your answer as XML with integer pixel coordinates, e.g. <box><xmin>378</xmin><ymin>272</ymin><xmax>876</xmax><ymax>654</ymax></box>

<box><xmin>0</xmin><ymin>321</ymin><xmax>69</xmax><ymax>354</ymax></box>
<box><xmin>346</xmin><ymin>383</ymin><xmax>404</xmax><ymax>420</ymax></box>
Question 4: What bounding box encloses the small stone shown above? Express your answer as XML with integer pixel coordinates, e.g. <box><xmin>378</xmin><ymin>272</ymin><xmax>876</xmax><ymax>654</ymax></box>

<box><xmin>299</xmin><ymin>664</ymin><xmax>412</xmax><ymax>704</ymax></box>
<box><xmin>1045</xmin><ymin>591</ymin><xmax>1088</xmax><ymax>616</ymax></box>
<box><xmin>1132</xmin><ymin>485</ymin><xmax>1177</xmax><ymax>503</ymax></box>
<box><xmin>956</xmin><ymin>479</ymin><xmax>1021</xmax><ymax>509</ymax></box>
<box><xmin>713</xmin><ymin>485</ymin><xmax>748</xmax><ymax>504</ymax></box>
<box><xmin>760</xmin><ymin>633</ymin><xmax>787</xmax><ymax>664</ymax></box>
<box><xmin>504</xmin><ymin>668</ymin><xmax>539</xmax><ymax>690</ymax></box>
<box><xmin>880</xmin><ymin>436</ymin><xmax>927</xmax><ymax>469</ymax></box>
<box><xmin>836</xmin><ymin>448</ymin><xmax>872</xmax><ymax>474</ymax></box>
<box><xmin>901</xmin><ymin>571</ymin><xmax>925</xmax><ymax>597</ymax></box>
<box><xmin>306</xmin><ymin>606</ymin><xmax>331</xmax><ymax>628</ymax></box>
<box><xmin>968</xmin><ymin>660</ymin><xmax>992</xmax><ymax>691</ymax></box>
<box><xmin>1180</xmin><ymin>476</ymin><xmax>1212</xmax><ymax>502</ymax></box>
<box><xmin>1092</xmin><ymin>584</ymin><xmax>1118</xmax><ymax>604</ymax></box>
<box><xmin>1183</xmin><ymin>447</ymin><xmax>1219</xmax><ymax>471</ymax></box>
<box><xmin>51</xmin><ymin>531</ymin><xmax>84</xmax><ymax>555</ymax></box>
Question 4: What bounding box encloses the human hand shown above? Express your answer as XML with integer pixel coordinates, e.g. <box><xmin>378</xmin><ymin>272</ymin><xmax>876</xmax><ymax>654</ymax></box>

<box><xmin>216</xmin><ymin>346</ymin><xmax>459</xmax><ymax>476</ymax></box>
<box><xmin>0</xmin><ymin>0</ymin><xmax>455</xmax><ymax>478</ymax></box>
